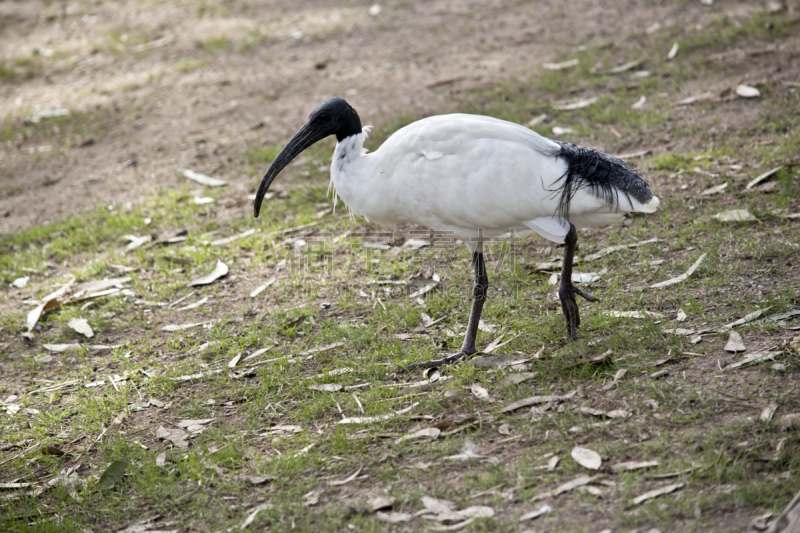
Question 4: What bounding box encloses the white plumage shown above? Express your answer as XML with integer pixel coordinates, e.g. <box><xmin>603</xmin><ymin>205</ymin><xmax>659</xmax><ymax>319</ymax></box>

<box><xmin>254</xmin><ymin>97</ymin><xmax>660</xmax><ymax>365</ymax></box>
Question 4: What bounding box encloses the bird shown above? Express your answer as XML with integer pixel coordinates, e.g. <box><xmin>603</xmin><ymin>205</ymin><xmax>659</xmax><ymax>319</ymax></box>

<box><xmin>254</xmin><ymin>97</ymin><xmax>660</xmax><ymax>369</ymax></box>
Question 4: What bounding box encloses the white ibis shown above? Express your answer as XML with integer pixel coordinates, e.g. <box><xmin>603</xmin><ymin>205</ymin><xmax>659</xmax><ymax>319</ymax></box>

<box><xmin>254</xmin><ymin>98</ymin><xmax>660</xmax><ymax>368</ymax></box>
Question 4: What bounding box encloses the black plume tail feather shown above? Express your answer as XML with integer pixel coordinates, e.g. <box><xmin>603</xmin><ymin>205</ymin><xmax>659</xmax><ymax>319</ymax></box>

<box><xmin>550</xmin><ymin>141</ymin><xmax>653</xmax><ymax>219</ymax></box>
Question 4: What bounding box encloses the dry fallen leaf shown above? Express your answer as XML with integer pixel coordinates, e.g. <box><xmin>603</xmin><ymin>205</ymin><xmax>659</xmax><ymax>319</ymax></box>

<box><xmin>667</xmin><ymin>41</ymin><xmax>679</xmax><ymax>59</ymax></box>
<box><xmin>314</xmin><ymin>368</ymin><xmax>353</xmax><ymax>379</ymax></box>
<box><xmin>469</xmin><ymin>353</ymin><xmax>527</xmax><ymax>369</ymax></box>
<box><xmin>188</xmin><ymin>260</ymin><xmax>229</xmax><ymax>287</ymax></box>
<box><xmin>156</xmin><ymin>426</ymin><xmax>189</xmax><ymax>449</ymax></box>
<box><xmin>298</xmin><ymin>341</ymin><xmax>346</xmax><ymax>358</ymax></box>
<box><xmin>249</xmin><ymin>277</ymin><xmax>276</xmax><ymax>298</ymax></box>
<box><xmin>375</xmin><ymin>511</ymin><xmax>411</xmax><ymax>523</ymax></box>
<box><xmin>266</xmin><ymin>425</ymin><xmax>302</xmax><ymax>434</ymax></box>
<box><xmin>760</xmin><ymin>403</ymin><xmax>778</xmax><ymax>422</ymax></box>
<box><xmin>402</xmin><ymin>238</ymin><xmax>429</xmax><ymax>251</ymax></box>
<box><xmin>542</xmin><ymin>58</ymin><xmax>579</xmax><ymax>70</ymax></box>
<box><xmin>420</xmin><ymin>496</ymin><xmax>454</xmax><ymax>513</ymax></box>
<box><xmin>178</xmin><ymin>296</ymin><xmax>208</xmax><ymax>311</ymax></box>
<box><xmin>235</xmin><ymin>475</ymin><xmax>274</xmax><ymax>485</ymax></box>
<box><xmin>603</xmin><ymin>310</ymin><xmax>664</xmax><ymax>319</ymax></box>
<box><xmin>578</xmin><ymin>485</ymin><xmax>604</xmax><ymax>496</ymax></box>
<box><xmin>176</xmin><ymin>418</ymin><xmax>215</xmax><ymax>434</ymax></box>
<box><xmin>699</xmin><ymin>182</ymin><xmax>728</xmax><ymax>196</ymax></box>
<box><xmin>430</xmin><ymin>518</ymin><xmax>477</xmax><ymax>531</ymax></box>
<box><xmin>602</xmin><ymin>368</ymin><xmax>628</xmax><ymax>391</ymax></box>
<box><xmin>532</xmin><ymin>475</ymin><xmax>598</xmax><ymax>501</ymax></box>
<box><xmin>328</xmin><ymin>466</ymin><xmax>362</xmax><ymax>486</ymax></box>
<box><xmin>369</xmin><ymin>495</ymin><xmax>396</xmax><ymax>512</ymax></box>
<box><xmin>520</xmin><ymin>504</ymin><xmax>552</xmax><ymax>521</ymax></box>
<box><xmin>309</xmin><ymin>383</ymin><xmax>344</xmax><ymax>392</ymax></box>
<box><xmin>500</xmin><ymin>372</ymin><xmax>537</xmax><ymax>388</ymax></box>
<box><xmin>725</xmin><ymin>351</ymin><xmax>781</xmax><ymax>370</ymax></box>
<box><xmin>26</xmin><ymin>278</ymin><xmax>74</xmax><ymax>331</ymax></box>
<box><xmin>724</xmin><ymin>330</ymin><xmax>746</xmax><ymax>353</ymax></box>
<box><xmin>11</xmin><ymin>276</ymin><xmax>29</xmax><ymax>288</ymax></box>
<box><xmin>409</xmin><ymin>282</ymin><xmax>438</xmax><ymax>299</ymax></box>
<box><xmin>501</xmin><ymin>391</ymin><xmax>576</xmax><ymax>413</ymax></box>
<box><xmin>722</xmin><ymin>307</ymin><xmax>772</xmax><ymax>329</ymax></box>
<box><xmin>42</xmin><ymin>343</ymin><xmax>81</xmax><ymax>353</ymax></box>
<box><xmin>607</xmin><ymin>57</ymin><xmax>645</xmax><ymax>74</ymax></box>
<box><xmin>395</xmin><ymin>427</ymin><xmax>441</xmax><ymax>444</ymax></box>
<box><xmin>338</xmin><ymin>402</ymin><xmax>418</xmax><ymax>425</ymax></box>
<box><xmin>122</xmin><ymin>234</ymin><xmax>152</xmax><ymax>251</ymax></box>
<box><xmin>713</xmin><ymin>209</ymin><xmax>758</xmax><ymax>222</ymax></box>
<box><xmin>553</xmin><ymin>97</ymin><xmax>598</xmax><ymax>111</ymax></box>
<box><xmin>736</xmin><ymin>84</ymin><xmax>760</xmax><ymax>98</ymax></box>
<box><xmin>444</xmin><ymin>441</ymin><xmax>484</xmax><ymax>461</ymax></box>
<box><xmin>211</xmin><ymin>228</ymin><xmax>257</xmax><ymax>246</ymax></box>
<box><xmin>420</xmin><ymin>497</ymin><xmax>494</xmax><ymax>524</ymax></box>
<box><xmin>780</xmin><ymin>413</ymin><xmax>800</xmax><ymax>430</ymax></box>
<box><xmin>650</xmin><ymin>253</ymin><xmax>706</xmax><ymax>289</ymax></box>
<box><xmin>575</xmin><ymin>238</ymin><xmax>658</xmax><ymax>264</ymax></box>
<box><xmin>632</xmin><ymin>483</ymin><xmax>684</xmax><ymax>505</ymax></box>
<box><xmin>746</xmin><ymin>166</ymin><xmax>782</xmax><ymax>190</ymax></box>
<box><xmin>161</xmin><ymin>322</ymin><xmax>209</xmax><ymax>332</ymax></box>
<box><xmin>304</xmin><ymin>488</ymin><xmax>321</xmax><ymax>506</ymax></box>
<box><xmin>571</xmin><ymin>446</ymin><xmax>602</xmax><ymax>470</ymax></box>
<box><xmin>577</xmin><ymin>406</ymin><xmax>606</xmax><ymax>417</ymax></box>
<box><xmin>68</xmin><ymin>318</ymin><xmax>94</xmax><ymax>338</ymax></box>
<box><xmin>469</xmin><ymin>385</ymin><xmax>491</xmax><ymax>401</ymax></box>
<box><xmin>240</xmin><ymin>503</ymin><xmax>269</xmax><ymax>529</ymax></box>
<box><xmin>181</xmin><ymin>168</ymin><xmax>227</xmax><ymax>187</ymax></box>
<box><xmin>791</xmin><ymin>335</ymin><xmax>800</xmax><ymax>354</ymax></box>
<box><xmin>611</xmin><ymin>460</ymin><xmax>660</xmax><ymax>473</ymax></box>
<box><xmin>663</xmin><ymin>328</ymin><xmax>696</xmax><ymax>336</ymax></box>
<box><xmin>675</xmin><ymin>92</ymin><xmax>714</xmax><ymax>105</ymax></box>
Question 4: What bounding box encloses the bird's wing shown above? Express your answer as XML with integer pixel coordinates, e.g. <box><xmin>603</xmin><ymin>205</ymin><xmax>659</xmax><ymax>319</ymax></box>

<box><xmin>521</xmin><ymin>216</ymin><xmax>572</xmax><ymax>242</ymax></box>
<box><xmin>383</xmin><ymin>113</ymin><xmax>561</xmax><ymax>157</ymax></box>
<box><xmin>368</xmin><ymin>114</ymin><xmax>657</xmax><ymax>242</ymax></box>
<box><xmin>373</xmin><ymin>115</ymin><xmax>572</xmax><ymax>234</ymax></box>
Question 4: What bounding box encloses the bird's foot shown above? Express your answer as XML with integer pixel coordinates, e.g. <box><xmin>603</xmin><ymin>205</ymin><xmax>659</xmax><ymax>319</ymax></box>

<box><xmin>558</xmin><ymin>282</ymin><xmax>600</xmax><ymax>341</ymax></box>
<box><xmin>405</xmin><ymin>349</ymin><xmax>510</xmax><ymax>371</ymax></box>
<box><xmin>405</xmin><ymin>351</ymin><xmax>469</xmax><ymax>371</ymax></box>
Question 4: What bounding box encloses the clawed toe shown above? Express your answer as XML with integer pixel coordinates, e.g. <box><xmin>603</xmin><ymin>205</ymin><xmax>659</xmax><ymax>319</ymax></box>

<box><xmin>405</xmin><ymin>351</ymin><xmax>467</xmax><ymax>371</ymax></box>
<box><xmin>559</xmin><ymin>283</ymin><xmax>600</xmax><ymax>341</ymax></box>
<box><xmin>572</xmin><ymin>285</ymin><xmax>599</xmax><ymax>303</ymax></box>
<box><xmin>405</xmin><ymin>349</ymin><xmax>510</xmax><ymax>371</ymax></box>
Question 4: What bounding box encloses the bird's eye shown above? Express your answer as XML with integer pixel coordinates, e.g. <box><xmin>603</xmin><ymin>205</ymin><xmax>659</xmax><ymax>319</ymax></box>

<box><xmin>319</xmin><ymin>113</ymin><xmax>327</xmax><ymax>120</ymax></box>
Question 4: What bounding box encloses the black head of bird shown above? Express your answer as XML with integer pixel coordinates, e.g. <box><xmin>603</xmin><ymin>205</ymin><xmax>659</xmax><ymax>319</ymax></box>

<box><xmin>254</xmin><ymin>97</ymin><xmax>361</xmax><ymax>218</ymax></box>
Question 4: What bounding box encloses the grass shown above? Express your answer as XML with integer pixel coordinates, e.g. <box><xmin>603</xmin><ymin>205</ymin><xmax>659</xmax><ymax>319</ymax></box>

<box><xmin>2</xmin><ymin>4</ymin><xmax>800</xmax><ymax>533</ymax></box>
<box><xmin>0</xmin><ymin>107</ymin><xmax>114</xmax><ymax>150</ymax></box>
<box><xmin>194</xmin><ymin>35</ymin><xmax>233</xmax><ymax>53</ymax></box>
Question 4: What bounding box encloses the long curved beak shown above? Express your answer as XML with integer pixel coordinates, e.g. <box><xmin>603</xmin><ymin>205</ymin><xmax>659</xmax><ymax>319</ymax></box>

<box><xmin>253</xmin><ymin>121</ymin><xmax>326</xmax><ymax>218</ymax></box>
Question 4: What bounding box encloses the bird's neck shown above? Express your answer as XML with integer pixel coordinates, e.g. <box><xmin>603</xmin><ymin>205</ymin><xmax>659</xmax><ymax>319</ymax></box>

<box><xmin>332</xmin><ymin>127</ymin><xmax>371</xmax><ymax>175</ymax></box>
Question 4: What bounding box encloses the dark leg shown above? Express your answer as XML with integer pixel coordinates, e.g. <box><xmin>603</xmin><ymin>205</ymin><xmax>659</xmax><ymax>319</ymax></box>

<box><xmin>406</xmin><ymin>252</ymin><xmax>489</xmax><ymax>370</ymax></box>
<box><xmin>558</xmin><ymin>223</ymin><xmax>599</xmax><ymax>341</ymax></box>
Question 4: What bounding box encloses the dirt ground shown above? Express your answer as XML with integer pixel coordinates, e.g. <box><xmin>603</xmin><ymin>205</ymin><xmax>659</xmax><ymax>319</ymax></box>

<box><xmin>0</xmin><ymin>0</ymin><xmax>768</xmax><ymax>234</ymax></box>
<box><xmin>2</xmin><ymin>1</ymin><xmax>800</xmax><ymax>533</ymax></box>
